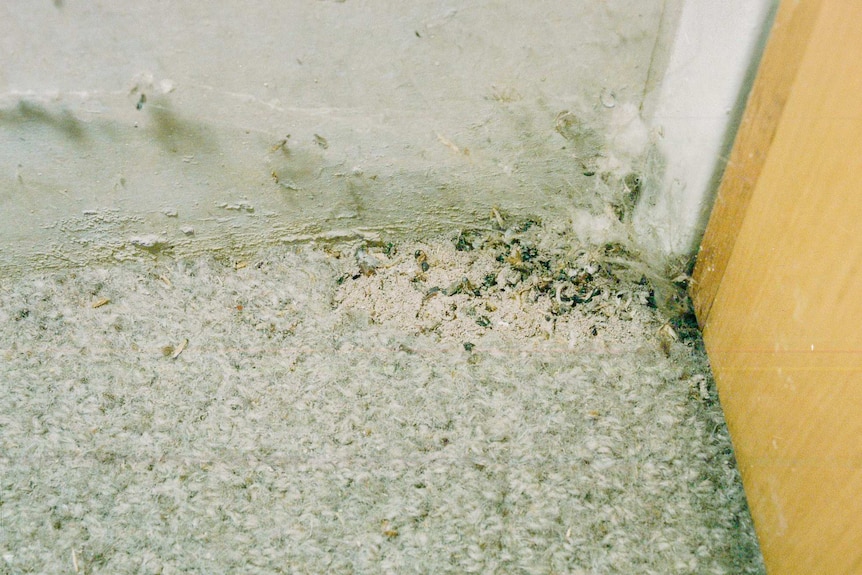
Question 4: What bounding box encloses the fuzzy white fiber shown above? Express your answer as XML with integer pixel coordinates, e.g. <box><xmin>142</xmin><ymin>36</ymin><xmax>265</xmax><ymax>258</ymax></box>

<box><xmin>0</xmin><ymin>239</ymin><xmax>763</xmax><ymax>574</ymax></box>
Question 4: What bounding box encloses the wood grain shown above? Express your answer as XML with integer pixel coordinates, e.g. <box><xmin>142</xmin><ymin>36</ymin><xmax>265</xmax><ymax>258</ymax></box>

<box><xmin>692</xmin><ymin>0</ymin><xmax>822</xmax><ymax>326</ymax></box>
<box><xmin>694</xmin><ymin>1</ymin><xmax>862</xmax><ymax>572</ymax></box>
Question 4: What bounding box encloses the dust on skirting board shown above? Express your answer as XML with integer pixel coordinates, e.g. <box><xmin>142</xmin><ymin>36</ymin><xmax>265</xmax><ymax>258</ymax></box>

<box><xmin>0</xmin><ymin>214</ymin><xmax>764</xmax><ymax>574</ymax></box>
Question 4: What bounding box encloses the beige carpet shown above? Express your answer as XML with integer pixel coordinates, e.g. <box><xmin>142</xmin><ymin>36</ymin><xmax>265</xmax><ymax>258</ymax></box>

<box><xmin>0</xmin><ymin>216</ymin><xmax>763</xmax><ymax>574</ymax></box>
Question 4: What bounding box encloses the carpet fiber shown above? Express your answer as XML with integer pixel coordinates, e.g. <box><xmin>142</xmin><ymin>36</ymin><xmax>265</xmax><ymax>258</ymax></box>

<box><xmin>0</xmin><ymin>223</ymin><xmax>764</xmax><ymax>574</ymax></box>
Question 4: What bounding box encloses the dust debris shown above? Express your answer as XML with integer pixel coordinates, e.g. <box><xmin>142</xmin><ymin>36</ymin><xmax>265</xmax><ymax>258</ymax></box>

<box><xmin>271</xmin><ymin>134</ymin><xmax>291</xmax><ymax>153</ymax></box>
<box><xmin>0</xmin><ymin>228</ymin><xmax>762</xmax><ymax>574</ymax></box>
<box><xmin>313</xmin><ymin>133</ymin><xmax>329</xmax><ymax>149</ymax></box>
<box><xmin>90</xmin><ymin>296</ymin><xmax>110</xmax><ymax>308</ymax></box>
<box><xmin>335</xmin><ymin>211</ymin><xmax>694</xmax><ymax>355</ymax></box>
<box><xmin>436</xmin><ymin>132</ymin><xmax>467</xmax><ymax>155</ymax></box>
<box><xmin>170</xmin><ymin>337</ymin><xmax>188</xmax><ymax>359</ymax></box>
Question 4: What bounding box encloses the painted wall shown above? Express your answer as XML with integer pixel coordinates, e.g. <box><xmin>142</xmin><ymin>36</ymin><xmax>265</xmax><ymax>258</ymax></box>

<box><xmin>0</xmin><ymin>1</ymin><xmax>773</xmax><ymax>274</ymax></box>
<box><xmin>640</xmin><ymin>0</ymin><xmax>778</xmax><ymax>255</ymax></box>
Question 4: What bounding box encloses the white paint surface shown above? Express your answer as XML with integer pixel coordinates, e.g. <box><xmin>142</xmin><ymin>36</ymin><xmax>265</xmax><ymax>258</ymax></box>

<box><xmin>0</xmin><ymin>1</ymin><xmax>673</xmax><ymax>273</ymax></box>
<box><xmin>0</xmin><ymin>1</ymin><xmax>775</xmax><ymax>272</ymax></box>
<box><xmin>640</xmin><ymin>0</ymin><xmax>777</xmax><ymax>255</ymax></box>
